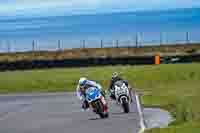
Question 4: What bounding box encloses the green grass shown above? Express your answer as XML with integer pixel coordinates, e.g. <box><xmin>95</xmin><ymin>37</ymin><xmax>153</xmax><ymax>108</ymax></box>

<box><xmin>0</xmin><ymin>63</ymin><xmax>200</xmax><ymax>132</ymax></box>
<box><xmin>146</xmin><ymin>121</ymin><xmax>200</xmax><ymax>133</ymax></box>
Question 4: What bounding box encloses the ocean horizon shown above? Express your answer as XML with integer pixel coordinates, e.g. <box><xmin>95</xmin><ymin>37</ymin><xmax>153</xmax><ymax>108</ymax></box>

<box><xmin>0</xmin><ymin>7</ymin><xmax>200</xmax><ymax>52</ymax></box>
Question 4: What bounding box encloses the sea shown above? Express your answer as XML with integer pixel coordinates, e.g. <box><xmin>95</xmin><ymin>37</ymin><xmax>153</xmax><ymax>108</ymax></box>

<box><xmin>0</xmin><ymin>8</ymin><xmax>200</xmax><ymax>52</ymax></box>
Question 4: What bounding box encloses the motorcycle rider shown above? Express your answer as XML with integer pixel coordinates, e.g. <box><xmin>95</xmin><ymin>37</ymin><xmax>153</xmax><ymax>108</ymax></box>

<box><xmin>108</xmin><ymin>72</ymin><xmax>133</xmax><ymax>102</ymax></box>
<box><xmin>76</xmin><ymin>77</ymin><xmax>106</xmax><ymax>110</ymax></box>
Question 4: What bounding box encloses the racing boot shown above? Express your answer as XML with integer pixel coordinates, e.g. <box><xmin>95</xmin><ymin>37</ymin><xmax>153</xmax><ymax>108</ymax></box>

<box><xmin>82</xmin><ymin>100</ymin><xmax>89</xmax><ymax>110</ymax></box>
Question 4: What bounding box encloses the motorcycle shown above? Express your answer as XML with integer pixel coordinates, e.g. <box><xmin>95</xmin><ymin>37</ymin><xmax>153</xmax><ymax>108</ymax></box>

<box><xmin>113</xmin><ymin>80</ymin><xmax>131</xmax><ymax>113</ymax></box>
<box><xmin>85</xmin><ymin>87</ymin><xmax>109</xmax><ymax>118</ymax></box>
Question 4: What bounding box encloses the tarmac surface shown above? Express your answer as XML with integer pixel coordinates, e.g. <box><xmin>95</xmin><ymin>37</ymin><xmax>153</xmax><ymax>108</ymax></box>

<box><xmin>0</xmin><ymin>92</ymin><xmax>141</xmax><ymax>133</ymax></box>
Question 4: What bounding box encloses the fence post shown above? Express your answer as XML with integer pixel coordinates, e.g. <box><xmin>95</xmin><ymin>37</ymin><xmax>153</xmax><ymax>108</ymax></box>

<box><xmin>58</xmin><ymin>40</ymin><xmax>61</xmax><ymax>50</ymax></box>
<box><xmin>112</xmin><ymin>40</ymin><xmax>114</xmax><ymax>48</ymax></box>
<box><xmin>160</xmin><ymin>32</ymin><xmax>163</xmax><ymax>46</ymax></box>
<box><xmin>116</xmin><ymin>40</ymin><xmax>119</xmax><ymax>48</ymax></box>
<box><xmin>32</xmin><ymin>40</ymin><xmax>35</xmax><ymax>51</ymax></box>
<box><xmin>127</xmin><ymin>42</ymin><xmax>130</xmax><ymax>56</ymax></box>
<box><xmin>7</xmin><ymin>40</ymin><xmax>10</xmax><ymax>53</ymax></box>
<box><xmin>186</xmin><ymin>32</ymin><xmax>189</xmax><ymax>44</ymax></box>
<box><xmin>135</xmin><ymin>33</ymin><xmax>138</xmax><ymax>48</ymax></box>
<box><xmin>82</xmin><ymin>40</ymin><xmax>85</xmax><ymax>48</ymax></box>
<box><xmin>139</xmin><ymin>32</ymin><xmax>142</xmax><ymax>47</ymax></box>
<box><xmin>101</xmin><ymin>40</ymin><xmax>103</xmax><ymax>48</ymax></box>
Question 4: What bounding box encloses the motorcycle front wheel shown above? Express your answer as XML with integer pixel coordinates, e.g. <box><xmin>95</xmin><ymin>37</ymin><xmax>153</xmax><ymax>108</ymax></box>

<box><xmin>91</xmin><ymin>100</ymin><xmax>109</xmax><ymax>119</ymax></box>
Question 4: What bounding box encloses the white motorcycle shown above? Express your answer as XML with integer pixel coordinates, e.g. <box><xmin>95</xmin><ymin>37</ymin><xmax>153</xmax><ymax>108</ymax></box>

<box><xmin>113</xmin><ymin>80</ymin><xmax>131</xmax><ymax>113</ymax></box>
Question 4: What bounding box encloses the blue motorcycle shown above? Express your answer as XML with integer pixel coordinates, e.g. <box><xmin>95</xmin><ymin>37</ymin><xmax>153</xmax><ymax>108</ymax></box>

<box><xmin>85</xmin><ymin>87</ymin><xmax>109</xmax><ymax>118</ymax></box>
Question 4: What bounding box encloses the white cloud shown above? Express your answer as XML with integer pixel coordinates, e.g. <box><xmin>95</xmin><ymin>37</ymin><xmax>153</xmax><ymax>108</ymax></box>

<box><xmin>0</xmin><ymin>0</ymin><xmax>200</xmax><ymax>17</ymax></box>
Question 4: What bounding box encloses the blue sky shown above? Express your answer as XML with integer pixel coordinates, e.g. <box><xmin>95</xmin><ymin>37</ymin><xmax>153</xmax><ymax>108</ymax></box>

<box><xmin>0</xmin><ymin>0</ymin><xmax>200</xmax><ymax>17</ymax></box>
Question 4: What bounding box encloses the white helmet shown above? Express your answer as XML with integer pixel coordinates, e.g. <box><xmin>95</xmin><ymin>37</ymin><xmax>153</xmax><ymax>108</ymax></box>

<box><xmin>79</xmin><ymin>77</ymin><xmax>87</xmax><ymax>86</ymax></box>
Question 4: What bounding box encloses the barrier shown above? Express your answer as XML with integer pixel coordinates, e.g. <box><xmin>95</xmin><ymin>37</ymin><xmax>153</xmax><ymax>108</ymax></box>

<box><xmin>0</xmin><ymin>56</ymin><xmax>154</xmax><ymax>71</ymax></box>
<box><xmin>0</xmin><ymin>54</ymin><xmax>199</xmax><ymax>71</ymax></box>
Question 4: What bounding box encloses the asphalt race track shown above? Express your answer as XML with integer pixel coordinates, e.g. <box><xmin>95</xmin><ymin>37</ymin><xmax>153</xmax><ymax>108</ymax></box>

<box><xmin>0</xmin><ymin>93</ymin><xmax>141</xmax><ymax>133</ymax></box>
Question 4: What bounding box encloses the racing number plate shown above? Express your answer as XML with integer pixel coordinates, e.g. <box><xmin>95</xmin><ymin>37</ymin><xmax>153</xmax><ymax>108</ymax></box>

<box><xmin>115</xmin><ymin>86</ymin><xmax>126</xmax><ymax>96</ymax></box>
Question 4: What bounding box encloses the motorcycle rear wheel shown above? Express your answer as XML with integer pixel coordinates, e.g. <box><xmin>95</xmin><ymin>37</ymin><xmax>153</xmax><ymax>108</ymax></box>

<box><xmin>122</xmin><ymin>98</ymin><xmax>130</xmax><ymax>113</ymax></box>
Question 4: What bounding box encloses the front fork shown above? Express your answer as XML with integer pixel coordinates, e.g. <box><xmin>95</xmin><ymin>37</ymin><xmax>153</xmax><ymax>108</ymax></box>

<box><xmin>89</xmin><ymin>96</ymin><xmax>108</xmax><ymax>112</ymax></box>
<box><xmin>117</xmin><ymin>92</ymin><xmax>132</xmax><ymax>105</ymax></box>
<box><xmin>100</xmin><ymin>96</ymin><xmax>108</xmax><ymax>112</ymax></box>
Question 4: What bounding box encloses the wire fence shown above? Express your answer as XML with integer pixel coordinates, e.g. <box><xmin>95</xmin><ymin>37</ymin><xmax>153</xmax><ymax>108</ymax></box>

<box><xmin>0</xmin><ymin>31</ymin><xmax>199</xmax><ymax>53</ymax></box>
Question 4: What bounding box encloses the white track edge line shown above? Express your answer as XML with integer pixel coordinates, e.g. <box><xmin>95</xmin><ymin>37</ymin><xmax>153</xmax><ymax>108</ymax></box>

<box><xmin>135</xmin><ymin>93</ymin><xmax>146</xmax><ymax>133</ymax></box>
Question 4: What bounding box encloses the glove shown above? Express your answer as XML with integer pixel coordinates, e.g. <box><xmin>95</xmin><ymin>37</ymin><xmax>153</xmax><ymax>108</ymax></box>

<box><xmin>100</xmin><ymin>90</ymin><xmax>106</xmax><ymax>98</ymax></box>
<box><xmin>97</xmin><ymin>84</ymin><xmax>102</xmax><ymax>90</ymax></box>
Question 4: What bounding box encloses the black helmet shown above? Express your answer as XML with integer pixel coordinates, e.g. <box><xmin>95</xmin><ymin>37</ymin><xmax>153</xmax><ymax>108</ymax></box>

<box><xmin>112</xmin><ymin>72</ymin><xmax>119</xmax><ymax>79</ymax></box>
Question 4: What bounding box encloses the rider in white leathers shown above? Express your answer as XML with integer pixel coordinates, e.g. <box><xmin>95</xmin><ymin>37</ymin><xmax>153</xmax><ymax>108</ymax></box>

<box><xmin>76</xmin><ymin>77</ymin><xmax>104</xmax><ymax>109</ymax></box>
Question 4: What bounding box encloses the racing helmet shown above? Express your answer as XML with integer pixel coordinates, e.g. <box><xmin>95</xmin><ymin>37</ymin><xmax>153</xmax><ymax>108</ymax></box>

<box><xmin>79</xmin><ymin>77</ymin><xmax>87</xmax><ymax>87</ymax></box>
<box><xmin>112</xmin><ymin>72</ymin><xmax>119</xmax><ymax>79</ymax></box>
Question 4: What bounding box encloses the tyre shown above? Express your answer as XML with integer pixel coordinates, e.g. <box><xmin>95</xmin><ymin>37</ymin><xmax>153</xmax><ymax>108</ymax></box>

<box><xmin>122</xmin><ymin>98</ymin><xmax>130</xmax><ymax>113</ymax></box>
<box><xmin>104</xmin><ymin>113</ymin><xmax>109</xmax><ymax>118</ymax></box>
<box><xmin>98</xmin><ymin>112</ymin><xmax>109</xmax><ymax>119</ymax></box>
<box><xmin>93</xmin><ymin>100</ymin><xmax>106</xmax><ymax>118</ymax></box>
<box><xmin>99</xmin><ymin>113</ymin><xmax>105</xmax><ymax>118</ymax></box>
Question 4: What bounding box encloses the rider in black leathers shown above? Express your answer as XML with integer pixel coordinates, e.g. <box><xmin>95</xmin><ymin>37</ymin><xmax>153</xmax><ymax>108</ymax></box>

<box><xmin>108</xmin><ymin>72</ymin><xmax>132</xmax><ymax>101</ymax></box>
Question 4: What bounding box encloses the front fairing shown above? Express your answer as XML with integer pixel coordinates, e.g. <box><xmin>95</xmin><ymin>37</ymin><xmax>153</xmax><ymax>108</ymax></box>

<box><xmin>86</xmin><ymin>87</ymin><xmax>101</xmax><ymax>103</ymax></box>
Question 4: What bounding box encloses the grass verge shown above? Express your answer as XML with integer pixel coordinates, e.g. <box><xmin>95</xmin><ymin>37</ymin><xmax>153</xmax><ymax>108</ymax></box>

<box><xmin>0</xmin><ymin>63</ymin><xmax>200</xmax><ymax>132</ymax></box>
<box><xmin>0</xmin><ymin>43</ymin><xmax>200</xmax><ymax>62</ymax></box>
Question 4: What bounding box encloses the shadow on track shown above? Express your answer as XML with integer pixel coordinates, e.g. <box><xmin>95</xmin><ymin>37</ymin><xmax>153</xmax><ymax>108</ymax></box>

<box><xmin>88</xmin><ymin>118</ymin><xmax>101</xmax><ymax>120</ymax></box>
